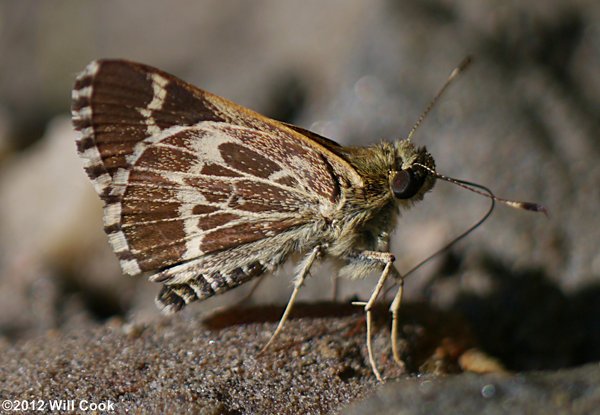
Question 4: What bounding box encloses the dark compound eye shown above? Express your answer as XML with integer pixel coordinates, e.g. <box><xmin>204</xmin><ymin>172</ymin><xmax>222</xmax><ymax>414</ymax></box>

<box><xmin>391</xmin><ymin>169</ymin><xmax>425</xmax><ymax>199</ymax></box>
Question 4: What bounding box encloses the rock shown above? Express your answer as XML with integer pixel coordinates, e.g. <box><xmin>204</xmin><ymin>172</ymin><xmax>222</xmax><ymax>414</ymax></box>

<box><xmin>345</xmin><ymin>363</ymin><xmax>600</xmax><ymax>415</ymax></box>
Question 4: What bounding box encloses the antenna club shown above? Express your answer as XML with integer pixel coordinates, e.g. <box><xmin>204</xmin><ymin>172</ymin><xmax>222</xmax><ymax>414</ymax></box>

<box><xmin>457</xmin><ymin>56</ymin><xmax>473</xmax><ymax>73</ymax></box>
<box><xmin>506</xmin><ymin>200</ymin><xmax>549</xmax><ymax>217</ymax></box>
<box><xmin>448</xmin><ymin>57</ymin><xmax>473</xmax><ymax>81</ymax></box>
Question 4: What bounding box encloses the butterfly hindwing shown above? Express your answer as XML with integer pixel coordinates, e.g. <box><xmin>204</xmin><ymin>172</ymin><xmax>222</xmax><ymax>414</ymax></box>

<box><xmin>111</xmin><ymin>123</ymin><xmax>320</xmax><ymax>274</ymax></box>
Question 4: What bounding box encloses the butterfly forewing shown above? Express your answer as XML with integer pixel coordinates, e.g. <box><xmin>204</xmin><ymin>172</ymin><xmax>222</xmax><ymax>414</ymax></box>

<box><xmin>71</xmin><ymin>60</ymin><xmax>360</xmax><ymax>286</ymax></box>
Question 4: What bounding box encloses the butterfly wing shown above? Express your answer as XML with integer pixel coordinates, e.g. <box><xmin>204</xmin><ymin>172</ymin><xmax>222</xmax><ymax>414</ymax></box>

<box><xmin>72</xmin><ymin>60</ymin><xmax>363</xmax><ymax>281</ymax></box>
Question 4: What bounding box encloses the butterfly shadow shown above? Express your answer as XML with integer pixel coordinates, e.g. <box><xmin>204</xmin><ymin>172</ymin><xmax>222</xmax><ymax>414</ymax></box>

<box><xmin>443</xmin><ymin>253</ymin><xmax>600</xmax><ymax>371</ymax></box>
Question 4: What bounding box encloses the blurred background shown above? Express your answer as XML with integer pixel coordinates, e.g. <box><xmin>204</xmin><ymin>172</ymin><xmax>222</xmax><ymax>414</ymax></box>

<box><xmin>0</xmin><ymin>0</ymin><xmax>598</xmax><ymax>370</ymax></box>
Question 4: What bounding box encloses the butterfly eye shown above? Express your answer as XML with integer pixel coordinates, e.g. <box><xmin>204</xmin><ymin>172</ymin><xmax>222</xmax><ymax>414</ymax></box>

<box><xmin>391</xmin><ymin>169</ymin><xmax>424</xmax><ymax>199</ymax></box>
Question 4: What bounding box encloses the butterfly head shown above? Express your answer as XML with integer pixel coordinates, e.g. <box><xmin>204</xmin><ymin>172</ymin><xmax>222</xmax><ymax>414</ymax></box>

<box><xmin>390</xmin><ymin>139</ymin><xmax>436</xmax><ymax>203</ymax></box>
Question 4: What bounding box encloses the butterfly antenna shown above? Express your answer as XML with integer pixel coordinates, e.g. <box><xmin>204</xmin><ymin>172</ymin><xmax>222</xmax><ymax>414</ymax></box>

<box><xmin>406</xmin><ymin>56</ymin><xmax>473</xmax><ymax>142</ymax></box>
<box><xmin>414</xmin><ymin>163</ymin><xmax>548</xmax><ymax>216</ymax></box>
<box><xmin>393</xmin><ymin>167</ymin><xmax>547</xmax><ymax>285</ymax></box>
<box><xmin>400</xmin><ymin>181</ymin><xmax>495</xmax><ymax>282</ymax></box>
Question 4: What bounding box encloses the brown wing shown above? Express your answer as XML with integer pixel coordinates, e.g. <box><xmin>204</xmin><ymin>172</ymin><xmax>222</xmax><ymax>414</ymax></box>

<box><xmin>71</xmin><ymin>60</ymin><xmax>362</xmax><ymax>276</ymax></box>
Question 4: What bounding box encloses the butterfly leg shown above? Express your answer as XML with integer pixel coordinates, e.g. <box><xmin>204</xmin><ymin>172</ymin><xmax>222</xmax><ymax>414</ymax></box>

<box><xmin>234</xmin><ymin>275</ymin><xmax>266</xmax><ymax>307</ymax></box>
<box><xmin>389</xmin><ymin>272</ymin><xmax>406</xmax><ymax>370</ymax></box>
<box><xmin>260</xmin><ymin>245</ymin><xmax>322</xmax><ymax>353</ymax></box>
<box><xmin>331</xmin><ymin>274</ymin><xmax>339</xmax><ymax>302</ymax></box>
<box><xmin>351</xmin><ymin>250</ymin><xmax>395</xmax><ymax>382</ymax></box>
<box><xmin>205</xmin><ymin>275</ymin><xmax>267</xmax><ymax>318</ymax></box>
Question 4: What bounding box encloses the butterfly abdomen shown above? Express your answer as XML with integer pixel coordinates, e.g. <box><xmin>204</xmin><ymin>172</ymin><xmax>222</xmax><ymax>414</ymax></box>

<box><xmin>156</xmin><ymin>261</ymin><xmax>266</xmax><ymax>313</ymax></box>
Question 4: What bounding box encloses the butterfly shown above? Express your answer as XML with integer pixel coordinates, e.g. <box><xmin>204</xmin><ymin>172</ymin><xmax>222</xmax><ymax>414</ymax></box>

<box><xmin>71</xmin><ymin>59</ymin><xmax>544</xmax><ymax>381</ymax></box>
